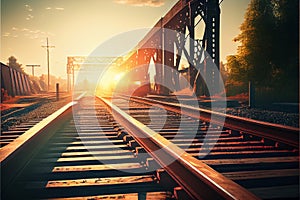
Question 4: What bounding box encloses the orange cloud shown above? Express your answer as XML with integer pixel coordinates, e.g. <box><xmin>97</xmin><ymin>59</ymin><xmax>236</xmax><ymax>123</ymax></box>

<box><xmin>114</xmin><ymin>0</ymin><xmax>165</xmax><ymax>7</ymax></box>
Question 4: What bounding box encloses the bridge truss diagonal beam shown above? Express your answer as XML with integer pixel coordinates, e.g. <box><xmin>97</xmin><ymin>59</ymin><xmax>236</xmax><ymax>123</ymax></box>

<box><xmin>115</xmin><ymin>0</ymin><xmax>221</xmax><ymax>96</ymax></box>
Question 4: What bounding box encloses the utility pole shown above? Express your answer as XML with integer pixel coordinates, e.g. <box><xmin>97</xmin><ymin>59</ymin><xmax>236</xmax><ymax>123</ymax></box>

<box><xmin>42</xmin><ymin>37</ymin><xmax>55</xmax><ymax>91</ymax></box>
<box><xmin>26</xmin><ymin>64</ymin><xmax>40</xmax><ymax>77</ymax></box>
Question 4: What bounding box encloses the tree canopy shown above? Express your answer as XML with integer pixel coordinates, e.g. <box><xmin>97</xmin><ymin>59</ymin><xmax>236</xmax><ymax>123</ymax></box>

<box><xmin>7</xmin><ymin>56</ymin><xmax>25</xmax><ymax>73</ymax></box>
<box><xmin>226</xmin><ymin>0</ymin><xmax>299</xmax><ymax>101</ymax></box>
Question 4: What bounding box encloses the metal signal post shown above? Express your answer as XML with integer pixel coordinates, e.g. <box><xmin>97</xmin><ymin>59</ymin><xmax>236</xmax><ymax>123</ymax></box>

<box><xmin>26</xmin><ymin>64</ymin><xmax>40</xmax><ymax>77</ymax></box>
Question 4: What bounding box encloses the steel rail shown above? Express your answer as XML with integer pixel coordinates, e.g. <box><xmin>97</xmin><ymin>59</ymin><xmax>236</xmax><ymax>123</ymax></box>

<box><xmin>126</xmin><ymin>95</ymin><xmax>299</xmax><ymax>148</ymax></box>
<box><xmin>98</xmin><ymin>96</ymin><xmax>259</xmax><ymax>200</ymax></box>
<box><xmin>0</xmin><ymin>101</ymin><xmax>76</xmax><ymax>190</ymax></box>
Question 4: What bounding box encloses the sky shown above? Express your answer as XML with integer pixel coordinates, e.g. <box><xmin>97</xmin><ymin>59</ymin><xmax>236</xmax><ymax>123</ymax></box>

<box><xmin>1</xmin><ymin>0</ymin><xmax>250</xmax><ymax>79</ymax></box>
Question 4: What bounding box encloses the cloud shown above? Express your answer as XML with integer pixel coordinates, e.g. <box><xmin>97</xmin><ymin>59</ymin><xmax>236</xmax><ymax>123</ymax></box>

<box><xmin>55</xmin><ymin>7</ymin><xmax>64</xmax><ymax>11</ymax></box>
<box><xmin>2</xmin><ymin>32</ymin><xmax>18</xmax><ymax>38</ymax></box>
<box><xmin>114</xmin><ymin>0</ymin><xmax>165</xmax><ymax>7</ymax></box>
<box><xmin>26</xmin><ymin>14</ymin><xmax>34</xmax><ymax>20</ymax></box>
<box><xmin>25</xmin><ymin>4</ymin><xmax>33</xmax><ymax>12</ymax></box>
<box><xmin>4</xmin><ymin>27</ymin><xmax>55</xmax><ymax>40</ymax></box>
<box><xmin>25</xmin><ymin>5</ymin><xmax>34</xmax><ymax>20</ymax></box>
<box><xmin>45</xmin><ymin>7</ymin><xmax>65</xmax><ymax>11</ymax></box>
<box><xmin>3</xmin><ymin>32</ymin><xmax>10</xmax><ymax>37</ymax></box>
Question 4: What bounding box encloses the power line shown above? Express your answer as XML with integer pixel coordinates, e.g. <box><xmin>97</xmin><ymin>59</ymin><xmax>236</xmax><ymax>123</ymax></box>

<box><xmin>42</xmin><ymin>37</ymin><xmax>55</xmax><ymax>91</ymax></box>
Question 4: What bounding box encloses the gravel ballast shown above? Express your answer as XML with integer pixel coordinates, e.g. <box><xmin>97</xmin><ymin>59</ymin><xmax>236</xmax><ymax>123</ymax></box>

<box><xmin>1</xmin><ymin>95</ymin><xmax>72</xmax><ymax>131</ymax></box>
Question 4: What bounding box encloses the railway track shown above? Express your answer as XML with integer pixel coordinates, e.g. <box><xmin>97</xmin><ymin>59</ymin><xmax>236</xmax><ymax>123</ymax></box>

<box><xmin>1</xmin><ymin>94</ymin><xmax>72</xmax><ymax>148</ymax></box>
<box><xmin>1</xmin><ymin>96</ymin><xmax>171</xmax><ymax>199</ymax></box>
<box><xmin>114</xmin><ymin>95</ymin><xmax>299</xmax><ymax>199</ymax></box>
<box><xmin>1</xmin><ymin>94</ymin><xmax>298</xmax><ymax>199</ymax></box>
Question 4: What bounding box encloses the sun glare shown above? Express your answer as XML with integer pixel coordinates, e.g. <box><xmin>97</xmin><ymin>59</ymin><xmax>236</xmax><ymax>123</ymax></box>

<box><xmin>114</xmin><ymin>73</ymin><xmax>125</xmax><ymax>82</ymax></box>
<box><xmin>134</xmin><ymin>81</ymin><xmax>141</xmax><ymax>85</ymax></box>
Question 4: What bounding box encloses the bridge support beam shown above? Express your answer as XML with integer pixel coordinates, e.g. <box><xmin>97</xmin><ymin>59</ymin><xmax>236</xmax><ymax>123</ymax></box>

<box><xmin>204</xmin><ymin>0</ymin><xmax>220</xmax><ymax>96</ymax></box>
<box><xmin>163</xmin><ymin>29</ymin><xmax>175</xmax><ymax>95</ymax></box>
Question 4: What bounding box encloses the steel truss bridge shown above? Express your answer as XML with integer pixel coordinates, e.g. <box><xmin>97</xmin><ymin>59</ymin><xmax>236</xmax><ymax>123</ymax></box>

<box><xmin>67</xmin><ymin>0</ymin><xmax>220</xmax><ymax>96</ymax></box>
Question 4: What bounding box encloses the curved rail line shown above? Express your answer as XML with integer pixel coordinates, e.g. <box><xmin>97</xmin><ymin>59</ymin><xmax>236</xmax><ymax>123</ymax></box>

<box><xmin>112</xmin><ymin>94</ymin><xmax>299</xmax><ymax>199</ymax></box>
<box><xmin>125</xmin><ymin>95</ymin><xmax>299</xmax><ymax>148</ymax></box>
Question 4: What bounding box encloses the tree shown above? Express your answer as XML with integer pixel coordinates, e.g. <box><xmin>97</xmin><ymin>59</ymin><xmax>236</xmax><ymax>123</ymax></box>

<box><xmin>226</xmin><ymin>55</ymin><xmax>244</xmax><ymax>83</ymax></box>
<box><xmin>7</xmin><ymin>56</ymin><xmax>25</xmax><ymax>73</ymax></box>
<box><xmin>226</xmin><ymin>0</ymin><xmax>299</xmax><ymax>101</ymax></box>
<box><xmin>225</xmin><ymin>55</ymin><xmax>248</xmax><ymax>95</ymax></box>
<box><xmin>270</xmin><ymin>0</ymin><xmax>299</xmax><ymax>90</ymax></box>
<box><xmin>233</xmin><ymin>0</ymin><xmax>275</xmax><ymax>86</ymax></box>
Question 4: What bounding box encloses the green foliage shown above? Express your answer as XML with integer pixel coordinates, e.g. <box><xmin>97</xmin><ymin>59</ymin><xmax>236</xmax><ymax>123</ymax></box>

<box><xmin>226</xmin><ymin>0</ymin><xmax>299</xmax><ymax>101</ymax></box>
